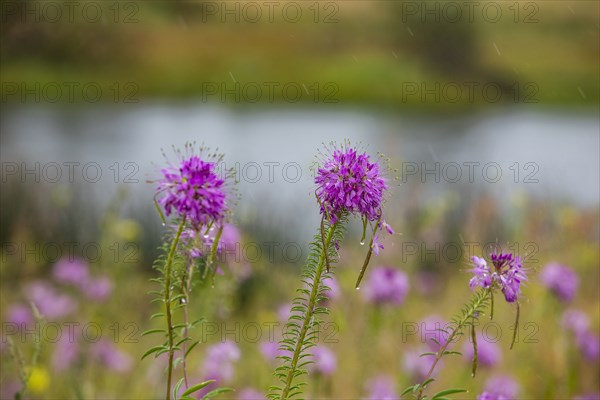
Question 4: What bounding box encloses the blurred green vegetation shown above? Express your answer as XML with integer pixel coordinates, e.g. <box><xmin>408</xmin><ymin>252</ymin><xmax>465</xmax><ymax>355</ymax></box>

<box><xmin>1</xmin><ymin>0</ymin><xmax>598</xmax><ymax>109</ymax></box>
<box><xmin>1</xmin><ymin>181</ymin><xmax>599</xmax><ymax>398</ymax></box>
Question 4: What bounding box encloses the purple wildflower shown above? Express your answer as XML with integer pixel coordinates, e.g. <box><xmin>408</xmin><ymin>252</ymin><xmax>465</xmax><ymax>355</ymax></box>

<box><xmin>575</xmin><ymin>331</ymin><xmax>600</xmax><ymax>361</ymax></box>
<box><xmin>53</xmin><ymin>258</ymin><xmax>89</xmax><ymax>288</ymax></box>
<box><xmin>308</xmin><ymin>345</ymin><xmax>337</xmax><ymax>375</ymax></box>
<box><xmin>477</xmin><ymin>375</ymin><xmax>520</xmax><ymax>400</ymax></box>
<box><xmin>420</xmin><ymin>315</ymin><xmax>451</xmax><ymax>351</ymax></box>
<box><xmin>259</xmin><ymin>340</ymin><xmax>291</xmax><ymax>363</ymax></box>
<box><xmin>321</xmin><ymin>275</ymin><xmax>340</xmax><ymax>303</ymax></box>
<box><xmin>202</xmin><ymin>341</ymin><xmax>240</xmax><ymax>383</ymax></box>
<box><xmin>6</xmin><ymin>304</ymin><xmax>33</xmax><ymax>327</ymax></box>
<box><xmin>277</xmin><ymin>303</ymin><xmax>293</xmax><ymax>323</ymax></box>
<box><xmin>237</xmin><ymin>388</ymin><xmax>266</xmax><ymax>400</ymax></box>
<box><xmin>91</xmin><ymin>340</ymin><xmax>133</xmax><ymax>373</ymax></box>
<box><xmin>463</xmin><ymin>332</ymin><xmax>501</xmax><ymax>368</ymax></box>
<box><xmin>84</xmin><ymin>276</ymin><xmax>112</xmax><ymax>302</ymax></box>
<box><xmin>469</xmin><ymin>252</ymin><xmax>527</xmax><ymax>303</ymax></box>
<box><xmin>362</xmin><ymin>266</ymin><xmax>409</xmax><ymax>306</ymax></box>
<box><xmin>364</xmin><ymin>375</ymin><xmax>399</xmax><ymax>400</ymax></box>
<box><xmin>371</xmin><ymin>234</ymin><xmax>384</xmax><ymax>256</ymax></box>
<box><xmin>157</xmin><ymin>149</ymin><xmax>228</xmax><ymax>230</ymax></box>
<box><xmin>52</xmin><ymin>332</ymin><xmax>79</xmax><ymax>371</ymax></box>
<box><xmin>315</xmin><ymin>146</ymin><xmax>387</xmax><ymax>223</ymax></box>
<box><xmin>26</xmin><ymin>281</ymin><xmax>77</xmax><ymax>319</ymax></box>
<box><xmin>562</xmin><ymin>309</ymin><xmax>590</xmax><ymax>336</ymax></box>
<box><xmin>403</xmin><ymin>348</ymin><xmax>439</xmax><ymax>381</ymax></box>
<box><xmin>540</xmin><ymin>263</ymin><xmax>579</xmax><ymax>303</ymax></box>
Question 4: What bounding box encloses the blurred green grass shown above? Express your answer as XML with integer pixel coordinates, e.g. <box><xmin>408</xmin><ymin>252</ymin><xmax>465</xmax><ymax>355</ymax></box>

<box><xmin>1</xmin><ymin>0</ymin><xmax>598</xmax><ymax>109</ymax></box>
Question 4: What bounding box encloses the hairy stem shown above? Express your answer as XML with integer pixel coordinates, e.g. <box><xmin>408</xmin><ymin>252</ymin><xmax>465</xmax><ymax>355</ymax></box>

<box><xmin>279</xmin><ymin>221</ymin><xmax>338</xmax><ymax>400</ymax></box>
<box><xmin>164</xmin><ymin>218</ymin><xmax>186</xmax><ymax>400</ymax></box>
<box><xmin>180</xmin><ymin>260</ymin><xmax>193</xmax><ymax>390</ymax></box>
<box><xmin>416</xmin><ymin>289</ymin><xmax>490</xmax><ymax>400</ymax></box>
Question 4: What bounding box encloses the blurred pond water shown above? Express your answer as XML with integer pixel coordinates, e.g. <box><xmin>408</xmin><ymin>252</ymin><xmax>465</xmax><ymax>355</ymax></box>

<box><xmin>1</xmin><ymin>105</ymin><xmax>598</xmax><ymax>237</ymax></box>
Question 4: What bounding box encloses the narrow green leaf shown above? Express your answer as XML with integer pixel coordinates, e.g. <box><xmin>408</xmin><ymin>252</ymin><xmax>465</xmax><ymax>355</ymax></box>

<box><xmin>141</xmin><ymin>345</ymin><xmax>164</xmax><ymax>360</ymax></box>
<box><xmin>401</xmin><ymin>385</ymin><xmax>416</xmax><ymax>397</ymax></box>
<box><xmin>432</xmin><ymin>388</ymin><xmax>468</xmax><ymax>399</ymax></box>
<box><xmin>142</xmin><ymin>329</ymin><xmax>166</xmax><ymax>337</ymax></box>
<box><xmin>180</xmin><ymin>380</ymin><xmax>215</xmax><ymax>397</ymax></box>
<box><xmin>202</xmin><ymin>387</ymin><xmax>234</xmax><ymax>399</ymax></box>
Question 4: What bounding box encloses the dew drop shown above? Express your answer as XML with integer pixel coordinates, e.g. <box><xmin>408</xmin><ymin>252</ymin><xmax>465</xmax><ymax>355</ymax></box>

<box><xmin>161</xmin><ymin>222</ymin><xmax>166</xmax><ymax>227</ymax></box>
<box><xmin>203</xmin><ymin>234</ymin><xmax>210</xmax><ymax>239</ymax></box>
<box><xmin>359</xmin><ymin>241</ymin><xmax>365</xmax><ymax>246</ymax></box>
<box><xmin>355</xmin><ymin>286</ymin><xmax>360</xmax><ymax>290</ymax></box>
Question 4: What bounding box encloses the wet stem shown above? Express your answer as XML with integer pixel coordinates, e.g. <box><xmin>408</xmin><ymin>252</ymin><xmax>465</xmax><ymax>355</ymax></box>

<box><xmin>180</xmin><ymin>258</ymin><xmax>194</xmax><ymax>390</ymax></box>
<box><xmin>165</xmin><ymin>218</ymin><xmax>186</xmax><ymax>400</ymax></box>
<box><xmin>415</xmin><ymin>288</ymin><xmax>491</xmax><ymax>400</ymax></box>
<box><xmin>279</xmin><ymin>221</ymin><xmax>338</xmax><ymax>400</ymax></box>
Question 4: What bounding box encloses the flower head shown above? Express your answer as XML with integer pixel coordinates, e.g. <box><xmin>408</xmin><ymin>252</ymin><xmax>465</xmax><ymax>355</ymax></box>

<box><xmin>363</xmin><ymin>266</ymin><xmax>409</xmax><ymax>306</ymax></box>
<box><xmin>315</xmin><ymin>144</ymin><xmax>387</xmax><ymax>223</ymax></box>
<box><xmin>477</xmin><ymin>375</ymin><xmax>520</xmax><ymax>400</ymax></box>
<box><xmin>156</xmin><ymin>145</ymin><xmax>229</xmax><ymax>230</ymax></box>
<box><xmin>52</xmin><ymin>331</ymin><xmax>79</xmax><ymax>371</ymax></box>
<box><xmin>91</xmin><ymin>340</ymin><xmax>133</xmax><ymax>373</ymax></box>
<box><xmin>6</xmin><ymin>304</ymin><xmax>33</xmax><ymax>327</ymax></box>
<box><xmin>308</xmin><ymin>345</ymin><xmax>337</xmax><ymax>376</ymax></box>
<box><xmin>53</xmin><ymin>258</ymin><xmax>89</xmax><ymax>288</ymax></box>
<box><xmin>237</xmin><ymin>388</ymin><xmax>266</xmax><ymax>400</ymax></box>
<box><xmin>26</xmin><ymin>281</ymin><xmax>77</xmax><ymax>319</ymax></box>
<box><xmin>562</xmin><ymin>309</ymin><xmax>590</xmax><ymax>336</ymax></box>
<box><xmin>463</xmin><ymin>332</ymin><xmax>501</xmax><ymax>368</ymax></box>
<box><xmin>202</xmin><ymin>341</ymin><xmax>240</xmax><ymax>383</ymax></box>
<box><xmin>364</xmin><ymin>375</ymin><xmax>399</xmax><ymax>400</ymax></box>
<box><xmin>403</xmin><ymin>348</ymin><xmax>440</xmax><ymax>381</ymax></box>
<box><xmin>84</xmin><ymin>276</ymin><xmax>113</xmax><ymax>302</ymax></box>
<box><xmin>540</xmin><ymin>263</ymin><xmax>579</xmax><ymax>303</ymax></box>
<box><xmin>469</xmin><ymin>252</ymin><xmax>527</xmax><ymax>303</ymax></box>
<box><xmin>575</xmin><ymin>331</ymin><xmax>600</xmax><ymax>361</ymax></box>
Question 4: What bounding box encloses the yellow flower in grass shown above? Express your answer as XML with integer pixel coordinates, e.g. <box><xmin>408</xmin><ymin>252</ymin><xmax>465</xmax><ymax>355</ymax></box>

<box><xmin>28</xmin><ymin>366</ymin><xmax>50</xmax><ymax>393</ymax></box>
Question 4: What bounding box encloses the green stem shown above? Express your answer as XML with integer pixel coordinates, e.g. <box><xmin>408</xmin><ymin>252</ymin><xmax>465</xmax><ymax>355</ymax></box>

<box><xmin>164</xmin><ymin>218</ymin><xmax>186</xmax><ymax>400</ymax></box>
<box><xmin>415</xmin><ymin>288</ymin><xmax>490</xmax><ymax>400</ymax></box>
<box><xmin>279</xmin><ymin>221</ymin><xmax>338</xmax><ymax>400</ymax></box>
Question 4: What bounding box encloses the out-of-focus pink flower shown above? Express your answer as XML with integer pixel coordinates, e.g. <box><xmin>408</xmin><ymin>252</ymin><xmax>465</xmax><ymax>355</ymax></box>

<box><xmin>362</xmin><ymin>266</ymin><xmax>409</xmax><ymax>306</ymax></box>
<box><xmin>237</xmin><ymin>388</ymin><xmax>265</xmax><ymax>400</ymax></box>
<box><xmin>91</xmin><ymin>340</ymin><xmax>133</xmax><ymax>373</ymax></box>
<box><xmin>259</xmin><ymin>340</ymin><xmax>291</xmax><ymax>364</ymax></box>
<box><xmin>308</xmin><ymin>345</ymin><xmax>337</xmax><ymax>375</ymax></box>
<box><xmin>84</xmin><ymin>276</ymin><xmax>113</xmax><ymax>302</ymax></box>
<box><xmin>403</xmin><ymin>348</ymin><xmax>439</xmax><ymax>381</ymax></box>
<box><xmin>53</xmin><ymin>258</ymin><xmax>89</xmax><ymax>288</ymax></box>
<box><xmin>540</xmin><ymin>263</ymin><xmax>579</xmax><ymax>303</ymax></box>
<box><xmin>576</xmin><ymin>331</ymin><xmax>600</xmax><ymax>361</ymax></box>
<box><xmin>562</xmin><ymin>309</ymin><xmax>590</xmax><ymax>336</ymax></box>
<box><xmin>26</xmin><ymin>281</ymin><xmax>77</xmax><ymax>319</ymax></box>
<box><xmin>6</xmin><ymin>304</ymin><xmax>33</xmax><ymax>327</ymax></box>
<box><xmin>364</xmin><ymin>375</ymin><xmax>398</xmax><ymax>400</ymax></box>
<box><xmin>202</xmin><ymin>341</ymin><xmax>240</xmax><ymax>383</ymax></box>
<box><xmin>321</xmin><ymin>276</ymin><xmax>340</xmax><ymax>303</ymax></box>
<box><xmin>477</xmin><ymin>375</ymin><xmax>520</xmax><ymax>400</ymax></box>
<box><xmin>420</xmin><ymin>315</ymin><xmax>451</xmax><ymax>351</ymax></box>
<box><xmin>277</xmin><ymin>303</ymin><xmax>292</xmax><ymax>323</ymax></box>
<box><xmin>462</xmin><ymin>332</ymin><xmax>501</xmax><ymax>368</ymax></box>
<box><xmin>52</xmin><ymin>331</ymin><xmax>79</xmax><ymax>371</ymax></box>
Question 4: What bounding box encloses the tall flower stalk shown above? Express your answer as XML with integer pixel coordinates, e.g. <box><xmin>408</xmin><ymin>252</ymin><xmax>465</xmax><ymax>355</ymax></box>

<box><xmin>269</xmin><ymin>142</ymin><xmax>393</xmax><ymax>400</ymax></box>
<box><xmin>403</xmin><ymin>252</ymin><xmax>528</xmax><ymax>400</ymax></box>
<box><xmin>143</xmin><ymin>144</ymin><xmax>235</xmax><ymax>400</ymax></box>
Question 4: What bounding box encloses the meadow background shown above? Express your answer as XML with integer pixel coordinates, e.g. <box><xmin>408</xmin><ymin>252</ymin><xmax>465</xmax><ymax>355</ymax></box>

<box><xmin>1</xmin><ymin>0</ymin><xmax>599</xmax><ymax>399</ymax></box>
